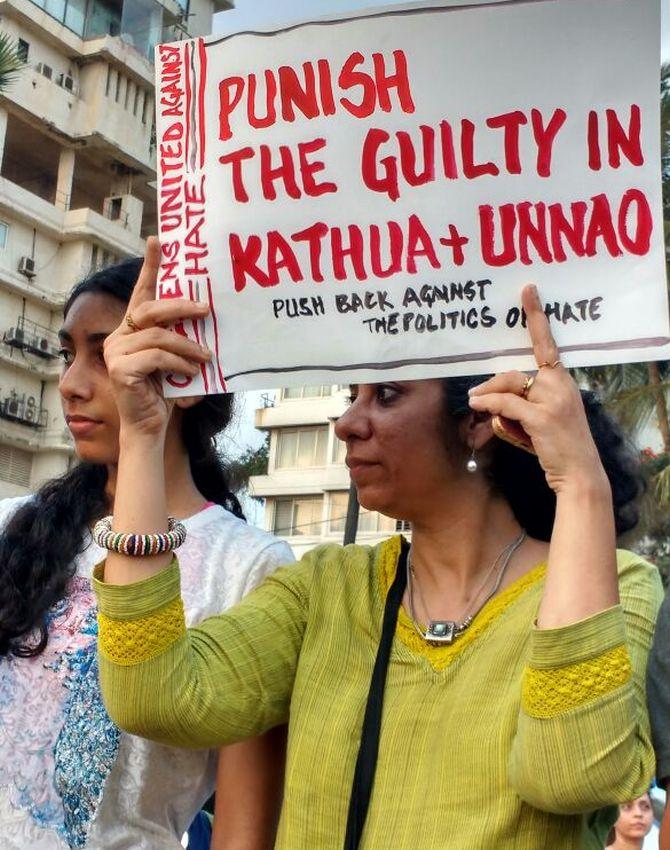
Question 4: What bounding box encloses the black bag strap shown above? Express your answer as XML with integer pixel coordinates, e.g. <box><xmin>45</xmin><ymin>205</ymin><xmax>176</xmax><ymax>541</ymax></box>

<box><xmin>343</xmin><ymin>538</ymin><xmax>409</xmax><ymax>850</ymax></box>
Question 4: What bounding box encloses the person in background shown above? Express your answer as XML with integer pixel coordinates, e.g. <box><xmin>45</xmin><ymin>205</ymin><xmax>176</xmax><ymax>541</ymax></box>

<box><xmin>648</xmin><ymin>591</ymin><xmax>670</xmax><ymax>850</ymax></box>
<box><xmin>605</xmin><ymin>793</ymin><xmax>655</xmax><ymax>848</ymax></box>
<box><xmin>0</xmin><ymin>258</ymin><xmax>289</xmax><ymax>850</ymax></box>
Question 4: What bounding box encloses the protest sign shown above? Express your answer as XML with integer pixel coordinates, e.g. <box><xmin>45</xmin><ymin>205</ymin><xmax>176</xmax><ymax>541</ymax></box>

<box><xmin>155</xmin><ymin>0</ymin><xmax>668</xmax><ymax>395</ymax></box>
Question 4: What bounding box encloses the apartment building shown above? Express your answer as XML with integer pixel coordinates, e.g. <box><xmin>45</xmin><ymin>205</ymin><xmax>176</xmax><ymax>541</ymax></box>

<box><xmin>250</xmin><ymin>385</ymin><xmax>409</xmax><ymax>557</ymax></box>
<box><xmin>0</xmin><ymin>0</ymin><xmax>231</xmax><ymax>496</ymax></box>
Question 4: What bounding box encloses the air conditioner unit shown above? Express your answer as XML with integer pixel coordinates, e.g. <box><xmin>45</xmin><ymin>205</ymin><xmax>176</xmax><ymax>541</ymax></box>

<box><xmin>26</xmin><ymin>335</ymin><xmax>54</xmax><ymax>359</ymax></box>
<box><xmin>35</xmin><ymin>62</ymin><xmax>53</xmax><ymax>81</ymax></box>
<box><xmin>18</xmin><ymin>256</ymin><xmax>36</xmax><ymax>278</ymax></box>
<box><xmin>57</xmin><ymin>73</ymin><xmax>76</xmax><ymax>93</ymax></box>
<box><xmin>4</xmin><ymin>327</ymin><xmax>25</xmax><ymax>348</ymax></box>
<box><xmin>4</xmin><ymin>396</ymin><xmax>20</xmax><ymax>418</ymax></box>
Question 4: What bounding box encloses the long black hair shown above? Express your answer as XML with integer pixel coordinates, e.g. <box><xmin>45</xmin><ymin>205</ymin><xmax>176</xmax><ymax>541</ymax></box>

<box><xmin>443</xmin><ymin>376</ymin><xmax>643</xmax><ymax>542</ymax></box>
<box><xmin>0</xmin><ymin>258</ymin><xmax>244</xmax><ymax>658</ymax></box>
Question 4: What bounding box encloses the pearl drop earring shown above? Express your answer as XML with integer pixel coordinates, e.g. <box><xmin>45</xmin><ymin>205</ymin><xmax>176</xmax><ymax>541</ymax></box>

<box><xmin>466</xmin><ymin>446</ymin><xmax>478</xmax><ymax>473</ymax></box>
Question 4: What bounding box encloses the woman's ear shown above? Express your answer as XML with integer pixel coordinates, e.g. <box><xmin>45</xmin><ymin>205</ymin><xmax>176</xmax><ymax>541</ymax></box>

<box><xmin>174</xmin><ymin>395</ymin><xmax>204</xmax><ymax>411</ymax></box>
<box><xmin>459</xmin><ymin>411</ymin><xmax>495</xmax><ymax>451</ymax></box>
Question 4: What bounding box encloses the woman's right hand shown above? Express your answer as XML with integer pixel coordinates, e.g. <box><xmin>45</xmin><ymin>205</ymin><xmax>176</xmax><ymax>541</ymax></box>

<box><xmin>103</xmin><ymin>237</ymin><xmax>212</xmax><ymax>439</ymax></box>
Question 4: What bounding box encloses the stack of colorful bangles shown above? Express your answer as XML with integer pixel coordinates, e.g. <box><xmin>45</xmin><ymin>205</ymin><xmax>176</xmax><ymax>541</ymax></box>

<box><xmin>93</xmin><ymin>515</ymin><xmax>187</xmax><ymax>556</ymax></box>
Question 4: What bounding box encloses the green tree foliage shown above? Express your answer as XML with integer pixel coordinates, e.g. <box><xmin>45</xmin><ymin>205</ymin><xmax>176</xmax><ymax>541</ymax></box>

<box><xmin>226</xmin><ymin>435</ymin><xmax>270</xmax><ymax>499</ymax></box>
<box><xmin>0</xmin><ymin>33</ymin><xmax>23</xmax><ymax>93</ymax></box>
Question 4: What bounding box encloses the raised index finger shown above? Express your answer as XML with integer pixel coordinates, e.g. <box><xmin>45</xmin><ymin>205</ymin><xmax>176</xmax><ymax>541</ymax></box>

<box><xmin>521</xmin><ymin>284</ymin><xmax>560</xmax><ymax>368</ymax></box>
<box><xmin>125</xmin><ymin>236</ymin><xmax>161</xmax><ymax>319</ymax></box>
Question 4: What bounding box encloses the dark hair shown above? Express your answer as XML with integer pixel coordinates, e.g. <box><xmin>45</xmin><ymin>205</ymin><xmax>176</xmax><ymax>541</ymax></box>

<box><xmin>443</xmin><ymin>376</ymin><xmax>643</xmax><ymax>542</ymax></box>
<box><xmin>0</xmin><ymin>258</ymin><xmax>244</xmax><ymax>658</ymax></box>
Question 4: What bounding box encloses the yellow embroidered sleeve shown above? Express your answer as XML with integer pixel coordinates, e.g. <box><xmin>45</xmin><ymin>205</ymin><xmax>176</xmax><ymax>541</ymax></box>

<box><xmin>522</xmin><ymin>644</ymin><xmax>632</xmax><ymax>718</ymax></box>
<box><xmin>98</xmin><ymin>597</ymin><xmax>186</xmax><ymax>666</ymax></box>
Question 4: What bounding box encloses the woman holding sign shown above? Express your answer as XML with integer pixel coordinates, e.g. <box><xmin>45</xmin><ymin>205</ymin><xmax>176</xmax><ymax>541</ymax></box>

<box><xmin>92</xmin><ymin>238</ymin><xmax>661</xmax><ymax>850</ymax></box>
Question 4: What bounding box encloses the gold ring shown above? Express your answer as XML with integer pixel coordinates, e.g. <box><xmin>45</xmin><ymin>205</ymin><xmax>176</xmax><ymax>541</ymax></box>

<box><xmin>539</xmin><ymin>359</ymin><xmax>562</xmax><ymax>369</ymax></box>
<box><xmin>125</xmin><ymin>313</ymin><xmax>139</xmax><ymax>332</ymax></box>
<box><xmin>521</xmin><ymin>375</ymin><xmax>535</xmax><ymax>399</ymax></box>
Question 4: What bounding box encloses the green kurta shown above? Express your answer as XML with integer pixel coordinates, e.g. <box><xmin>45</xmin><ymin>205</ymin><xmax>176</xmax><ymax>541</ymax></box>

<box><xmin>94</xmin><ymin>537</ymin><xmax>662</xmax><ymax>849</ymax></box>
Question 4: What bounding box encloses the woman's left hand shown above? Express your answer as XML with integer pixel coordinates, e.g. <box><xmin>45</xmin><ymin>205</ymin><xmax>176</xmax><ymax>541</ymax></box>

<box><xmin>468</xmin><ymin>284</ymin><xmax>607</xmax><ymax>496</ymax></box>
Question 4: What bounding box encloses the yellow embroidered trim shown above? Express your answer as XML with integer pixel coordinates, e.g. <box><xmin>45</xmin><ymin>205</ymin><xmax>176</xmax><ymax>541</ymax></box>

<box><xmin>98</xmin><ymin>597</ymin><xmax>186</xmax><ymax>666</ymax></box>
<box><xmin>378</xmin><ymin>536</ymin><xmax>546</xmax><ymax>672</ymax></box>
<box><xmin>522</xmin><ymin>643</ymin><xmax>632</xmax><ymax>718</ymax></box>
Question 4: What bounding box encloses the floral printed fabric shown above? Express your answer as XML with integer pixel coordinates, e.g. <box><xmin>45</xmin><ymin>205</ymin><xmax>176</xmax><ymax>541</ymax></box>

<box><xmin>0</xmin><ymin>575</ymin><xmax>117</xmax><ymax>848</ymax></box>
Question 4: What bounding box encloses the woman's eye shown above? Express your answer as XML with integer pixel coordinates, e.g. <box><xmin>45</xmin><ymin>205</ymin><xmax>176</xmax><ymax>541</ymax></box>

<box><xmin>59</xmin><ymin>349</ymin><xmax>73</xmax><ymax>365</ymax></box>
<box><xmin>376</xmin><ymin>384</ymin><xmax>399</xmax><ymax>405</ymax></box>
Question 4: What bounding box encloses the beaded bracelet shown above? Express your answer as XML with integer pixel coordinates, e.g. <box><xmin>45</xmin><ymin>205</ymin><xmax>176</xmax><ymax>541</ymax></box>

<box><xmin>92</xmin><ymin>515</ymin><xmax>187</xmax><ymax>556</ymax></box>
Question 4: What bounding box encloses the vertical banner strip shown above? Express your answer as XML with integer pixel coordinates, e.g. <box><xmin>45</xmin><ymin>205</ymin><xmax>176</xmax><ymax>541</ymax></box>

<box><xmin>198</xmin><ymin>38</ymin><xmax>208</xmax><ymax>170</ymax></box>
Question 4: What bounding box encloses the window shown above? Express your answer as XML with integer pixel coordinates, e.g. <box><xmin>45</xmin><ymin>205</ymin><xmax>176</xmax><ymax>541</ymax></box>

<box><xmin>276</xmin><ymin>427</ymin><xmax>327</xmax><ymax>469</ymax></box>
<box><xmin>125</xmin><ymin>79</ymin><xmax>132</xmax><ymax>110</ymax></box>
<box><xmin>64</xmin><ymin>0</ymin><xmax>87</xmax><ymax>36</ymax></box>
<box><xmin>0</xmin><ymin>445</ymin><xmax>32</xmax><ymax>488</ymax></box>
<box><xmin>273</xmin><ymin>496</ymin><xmax>323</xmax><ymax>537</ymax></box>
<box><xmin>133</xmin><ymin>86</ymin><xmax>141</xmax><ymax>115</ymax></box>
<box><xmin>84</xmin><ymin>0</ymin><xmax>122</xmax><ymax>39</ymax></box>
<box><xmin>328</xmin><ymin>491</ymin><xmax>395</xmax><ymax>535</ymax></box>
<box><xmin>115</xmin><ymin>71</ymin><xmax>122</xmax><ymax>102</ymax></box>
<box><xmin>0</xmin><ymin>222</ymin><xmax>9</xmax><ymax>250</ymax></box>
<box><xmin>91</xmin><ymin>245</ymin><xmax>119</xmax><ymax>270</ymax></box>
<box><xmin>17</xmin><ymin>40</ymin><xmax>29</xmax><ymax>63</ymax></box>
<box><xmin>282</xmin><ymin>385</ymin><xmax>332</xmax><ymax>400</ymax></box>
<box><xmin>395</xmin><ymin>520</ymin><xmax>411</xmax><ymax>532</ymax></box>
<box><xmin>107</xmin><ymin>196</ymin><xmax>122</xmax><ymax>221</ymax></box>
<box><xmin>332</xmin><ymin>434</ymin><xmax>346</xmax><ymax>464</ymax></box>
<box><xmin>105</xmin><ymin>65</ymin><xmax>112</xmax><ymax>97</ymax></box>
<box><xmin>141</xmin><ymin>92</ymin><xmax>149</xmax><ymax>124</ymax></box>
<box><xmin>328</xmin><ymin>491</ymin><xmax>349</xmax><ymax>533</ymax></box>
<box><xmin>359</xmin><ymin>509</ymin><xmax>395</xmax><ymax>534</ymax></box>
<box><xmin>45</xmin><ymin>0</ymin><xmax>67</xmax><ymax>24</ymax></box>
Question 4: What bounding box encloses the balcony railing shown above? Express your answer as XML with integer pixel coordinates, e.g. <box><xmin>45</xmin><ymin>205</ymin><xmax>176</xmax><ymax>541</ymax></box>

<box><xmin>56</xmin><ymin>192</ymin><xmax>131</xmax><ymax>228</ymax></box>
<box><xmin>3</xmin><ymin>316</ymin><xmax>60</xmax><ymax>361</ymax></box>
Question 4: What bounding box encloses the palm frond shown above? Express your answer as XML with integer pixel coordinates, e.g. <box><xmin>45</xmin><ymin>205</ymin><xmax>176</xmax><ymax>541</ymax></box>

<box><xmin>0</xmin><ymin>33</ymin><xmax>23</xmax><ymax>94</ymax></box>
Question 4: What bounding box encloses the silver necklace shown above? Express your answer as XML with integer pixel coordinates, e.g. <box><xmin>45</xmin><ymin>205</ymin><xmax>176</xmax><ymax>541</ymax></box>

<box><xmin>406</xmin><ymin>530</ymin><xmax>526</xmax><ymax>645</ymax></box>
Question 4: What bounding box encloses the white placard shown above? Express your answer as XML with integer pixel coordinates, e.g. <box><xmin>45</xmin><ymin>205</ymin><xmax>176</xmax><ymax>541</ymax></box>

<box><xmin>155</xmin><ymin>0</ymin><xmax>667</xmax><ymax>395</ymax></box>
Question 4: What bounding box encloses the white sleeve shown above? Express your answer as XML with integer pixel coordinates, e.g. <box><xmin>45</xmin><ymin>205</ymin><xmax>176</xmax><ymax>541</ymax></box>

<box><xmin>243</xmin><ymin>540</ymin><xmax>296</xmax><ymax>594</ymax></box>
<box><xmin>0</xmin><ymin>495</ymin><xmax>32</xmax><ymax>531</ymax></box>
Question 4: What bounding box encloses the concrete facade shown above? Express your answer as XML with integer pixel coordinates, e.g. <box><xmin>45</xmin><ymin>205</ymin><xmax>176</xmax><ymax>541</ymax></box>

<box><xmin>0</xmin><ymin>0</ymin><xmax>231</xmax><ymax>494</ymax></box>
<box><xmin>250</xmin><ymin>386</ymin><xmax>409</xmax><ymax>557</ymax></box>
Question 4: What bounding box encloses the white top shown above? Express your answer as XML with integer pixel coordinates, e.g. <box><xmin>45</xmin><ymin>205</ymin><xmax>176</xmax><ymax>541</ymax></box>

<box><xmin>0</xmin><ymin>497</ymin><xmax>294</xmax><ymax>850</ymax></box>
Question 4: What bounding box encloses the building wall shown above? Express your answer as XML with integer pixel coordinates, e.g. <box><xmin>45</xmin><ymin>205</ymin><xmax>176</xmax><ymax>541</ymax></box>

<box><xmin>250</xmin><ymin>386</ymin><xmax>408</xmax><ymax>558</ymax></box>
<box><xmin>0</xmin><ymin>0</ymin><xmax>229</xmax><ymax>496</ymax></box>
